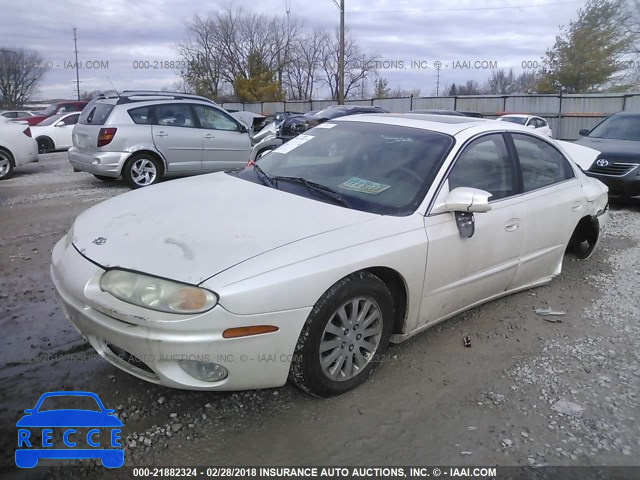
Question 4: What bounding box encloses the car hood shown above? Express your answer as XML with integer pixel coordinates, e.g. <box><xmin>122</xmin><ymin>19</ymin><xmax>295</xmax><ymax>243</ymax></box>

<box><xmin>575</xmin><ymin>136</ymin><xmax>640</xmax><ymax>159</ymax></box>
<box><xmin>72</xmin><ymin>173</ymin><xmax>376</xmax><ymax>284</ymax></box>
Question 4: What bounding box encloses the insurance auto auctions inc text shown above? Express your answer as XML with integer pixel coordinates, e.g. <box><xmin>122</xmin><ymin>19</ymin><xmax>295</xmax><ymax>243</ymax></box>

<box><xmin>255</xmin><ymin>467</ymin><xmax>497</xmax><ymax>477</ymax></box>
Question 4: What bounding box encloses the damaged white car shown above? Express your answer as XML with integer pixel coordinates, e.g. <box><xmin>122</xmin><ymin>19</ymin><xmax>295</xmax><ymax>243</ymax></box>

<box><xmin>51</xmin><ymin>114</ymin><xmax>608</xmax><ymax>397</ymax></box>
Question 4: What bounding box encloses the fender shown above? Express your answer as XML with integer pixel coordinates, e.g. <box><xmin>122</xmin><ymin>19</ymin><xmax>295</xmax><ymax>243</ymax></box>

<box><xmin>122</xmin><ymin>144</ymin><xmax>168</xmax><ymax>171</ymax></box>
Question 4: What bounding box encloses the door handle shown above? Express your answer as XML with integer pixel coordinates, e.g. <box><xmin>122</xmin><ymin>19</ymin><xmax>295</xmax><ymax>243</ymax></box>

<box><xmin>155</xmin><ymin>131</ymin><xmax>168</xmax><ymax>137</ymax></box>
<box><xmin>571</xmin><ymin>201</ymin><xmax>583</xmax><ymax>212</ymax></box>
<box><xmin>504</xmin><ymin>219</ymin><xmax>520</xmax><ymax>232</ymax></box>
<box><xmin>204</xmin><ymin>134</ymin><xmax>215</xmax><ymax>139</ymax></box>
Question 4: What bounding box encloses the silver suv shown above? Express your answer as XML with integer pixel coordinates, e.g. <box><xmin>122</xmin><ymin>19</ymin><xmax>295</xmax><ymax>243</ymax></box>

<box><xmin>69</xmin><ymin>91</ymin><xmax>251</xmax><ymax>188</ymax></box>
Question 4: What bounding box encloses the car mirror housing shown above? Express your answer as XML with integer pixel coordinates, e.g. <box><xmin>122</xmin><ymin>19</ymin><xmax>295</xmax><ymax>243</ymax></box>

<box><xmin>578</xmin><ymin>128</ymin><xmax>589</xmax><ymax>136</ymax></box>
<box><xmin>55</xmin><ymin>121</ymin><xmax>65</xmax><ymax>127</ymax></box>
<box><xmin>445</xmin><ymin>187</ymin><xmax>492</xmax><ymax>213</ymax></box>
<box><xmin>238</xmin><ymin>124</ymin><xmax>248</xmax><ymax>134</ymax></box>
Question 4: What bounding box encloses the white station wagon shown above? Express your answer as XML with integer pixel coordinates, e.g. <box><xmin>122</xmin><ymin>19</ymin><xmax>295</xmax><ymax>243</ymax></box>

<box><xmin>51</xmin><ymin>114</ymin><xmax>608</xmax><ymax>397</ymax></box>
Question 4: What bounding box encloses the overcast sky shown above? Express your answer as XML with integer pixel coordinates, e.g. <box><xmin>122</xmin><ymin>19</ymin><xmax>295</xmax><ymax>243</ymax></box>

<box><xmin>1</xmin><ymin>0</ymin><xmax>589</xmax><ymax>101</ymax></box>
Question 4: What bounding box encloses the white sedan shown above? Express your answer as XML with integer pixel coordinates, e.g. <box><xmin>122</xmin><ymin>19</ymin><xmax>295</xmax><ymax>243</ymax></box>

<box><xmin>0</xmin><ymin>122</ymin><xmax>38</xmax><ymax>180</ymax></box>
<box><xmin>51</xmin><ymin>115</ymin><xmax>608</xmax><ymax>396</ymax></box>
<box><xmin>497</xmin><ymin>114</ymin><xmax>553</xmax><ymax>137</ymax></box>
<box><xmin>31</xmin><ymin>111</ymin><xmax>81</xmax><ymax>153</ymax></box>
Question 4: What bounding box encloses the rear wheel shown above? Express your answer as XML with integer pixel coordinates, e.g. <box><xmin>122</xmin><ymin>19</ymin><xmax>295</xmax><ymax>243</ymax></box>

<box><xmin>93</xmin><ymin>174</ymin><xmax>116</xmax><ymax>182</ymax></box>
<box><xmin>122</xmin><ymin>153</ymin><xmax>162</xmax><ymax>189</ymax></box>
<box><xmin>289</xmin><ymin>272</ymin><xmax>393</xmax><ymax>397</ymax></box>
<box><xmin>0</xmin><ymin>148</ymin><xmax>15</xmax><ymax>180</ymax></box>
<box><xmin>36</xmin><ymin>136</ymin><xmax>54</xmax><ymax>154</ymax></box>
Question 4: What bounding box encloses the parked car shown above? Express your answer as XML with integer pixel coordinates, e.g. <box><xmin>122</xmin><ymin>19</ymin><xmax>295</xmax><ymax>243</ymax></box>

<box><xmin>68</xmin><ymin>91</ymin><xmax>251</xmax><ymax>188</ymax></box>
<box><xmin>0</xmin><ymin>122</ymin><xmax>38</xmax><ymax>180</ymax></box>
<box><xmin>14</xmin><ymin>101</ymin><xmax>88</xmax><ymax>126</ymax></box>
<box><xmin>0</xmin><ymin>110</ymin><xmax>36</xmax><ymax>122</ymax></box>
<box><xmin>250</xmin><ymin>105</ymin><xmax>389</xmax><ymax>161</ymax></box>
<box><xmin>576</xmin><ymin>112</ymin><xmax>640</xmax><ymax>198</ymax></box>
<box><xmin>51</xmin><ymin>114</ymin><xmax>608</xmax><ymax>397</ymax></box>
<box><xmin>497</xmin><ymin>114</ymin><xmax>552</xmax><ymax>137</ymax></box>
<box><xmin>31</xmin><ymin>111</ymin><xmax>81</xmax><ymax>153</ymax></box>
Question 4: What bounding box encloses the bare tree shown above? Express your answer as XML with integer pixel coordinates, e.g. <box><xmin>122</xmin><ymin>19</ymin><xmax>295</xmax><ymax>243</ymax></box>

<box><xmin>285</xmin><ymin>29</ymin><xmax>325</xmax><ymax>100</ymax></box>
<box><xmin>0</xmin><ymin>48</ymin><xmax>47</xmax><ymax>108</ymax></box>
<box><xmin>486</xmin><ymin>68</ymin><xmax>517</xmax><ymax>94</ymax></box>
<box><xmin>318</xmin><ymin>28</ymin><xmax>378</xmax><ymax>100</ymax></box>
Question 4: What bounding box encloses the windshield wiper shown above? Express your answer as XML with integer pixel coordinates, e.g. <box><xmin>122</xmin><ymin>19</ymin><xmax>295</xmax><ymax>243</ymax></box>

<box><xmin>253</xmin><ymin>163</ymin><xmax>276</xmax><ymax>188</ymax></box>
<box><xmin>271</xmin><ymin>176</ymin><xmax>350</xmax><ymax>207</ymax></box>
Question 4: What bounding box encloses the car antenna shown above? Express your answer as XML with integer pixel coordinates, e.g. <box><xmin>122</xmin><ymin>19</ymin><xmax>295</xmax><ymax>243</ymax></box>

<box><xmin>106</xmin><ymin>76</ymin><xmax>120</xmax><ymax>96</ymax></box>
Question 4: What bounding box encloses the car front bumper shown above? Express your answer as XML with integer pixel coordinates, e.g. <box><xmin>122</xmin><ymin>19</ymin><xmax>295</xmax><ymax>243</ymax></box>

<box><xmin>585</xmin><ymin>169</ymin><xmax>640</xmax><ymax>198</ymax></box>
<box><xmin>51</xmin><ymin>238</ymin><xmax>310</xmax><ymax>391</ymax></box>
<box><xmin>68</xmin><ymin>147</ymin><xmax>128</xmax><ymax>177</ymax></box>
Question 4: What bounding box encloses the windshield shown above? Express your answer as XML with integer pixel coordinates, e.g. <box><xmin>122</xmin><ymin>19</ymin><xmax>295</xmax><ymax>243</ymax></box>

<box><xmin>37</xmin><ymin>395</ymin><xmax>101</xmax><ymax>412</ymax></box>
<box><xmin>40</xmin><ymin>104</ymin><xmax>58</xmax><ymax>116</ymax></box>
<box><xmin>37</xmin><ymin>114</ymin><xmax>65</xmax><ymax>126</ymax></box>
<box><xmin>588</xmin><ymin>115</ymin><xmax>640</xmax><ymax>141</ymax></box>
<box><xmin>236</xmin><ymin>121</ymin><xmax>454</xmax><ymax>215</ymax></box>
<box><xmin>498</xmin><ymin>116</ymin><xmax>527</xmax><ymax>125</ymax></box>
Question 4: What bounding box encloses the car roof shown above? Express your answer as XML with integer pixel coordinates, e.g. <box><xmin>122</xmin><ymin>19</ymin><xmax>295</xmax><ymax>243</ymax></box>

<box><xmin>499</xmin><ymin>114</ymin><xmax>533</xmax><ymax>118</ymax></box>
<box><xmin>335</xmin><ymin>112</ymin><xmax>541</xmax><ymax>136</ymax></box>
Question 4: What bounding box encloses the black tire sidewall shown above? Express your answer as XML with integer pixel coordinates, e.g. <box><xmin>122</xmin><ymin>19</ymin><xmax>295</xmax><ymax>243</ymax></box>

<box><xmin>37</xmin><ymin>137</ymin><xmax>53</xmax><ymax>154</ymax></box>
<box><xmin>0</xmin><ymin>149</ymin><xmax>14</xmax><ymax>180</ymax></box>
<box><xmin>290</xmin><ymin>272</ymin><xmax>394</xmax><ymax>397</ymax></box>
<box><xmin>122</xmin><ymin>154</ymin><xmax>162</xmax><ymax>189</ymax></box>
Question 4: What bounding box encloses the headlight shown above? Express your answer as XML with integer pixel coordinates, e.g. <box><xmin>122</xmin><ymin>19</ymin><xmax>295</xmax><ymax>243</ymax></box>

<box><xmin>100</xmin><ymin>270</ymin><xmax>217</xmax><ymax>314</ymax></box>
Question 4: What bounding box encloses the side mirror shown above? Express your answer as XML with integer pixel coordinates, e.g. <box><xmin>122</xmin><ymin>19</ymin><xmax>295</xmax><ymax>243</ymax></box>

<box><xmin>445</xmin><ymin>187</ymin><xmax>492</xmax><ymax>213</ymax></box>
<box><xmin>578</xmin><ymin>128</ymin><xmax>589</xmax><ymax>136</ymax></box>
<box><xmin>238</xmin><ymin>124</ymin><xmax>248</xmax><ymax>134</ymax></box>
<box><xmin>55</xmin><ymin>121</ymin><xmax>65</xmax><ymax>127</ymax></box>
<box><xmin>527</xmin><ymin>124</ymin><xmax>536</xmax><ymax>129</ymax></box>
<box><xmin>444</xmin><ymin>187</ymin><xmax>492</xmax><ymax>239</ymax></box>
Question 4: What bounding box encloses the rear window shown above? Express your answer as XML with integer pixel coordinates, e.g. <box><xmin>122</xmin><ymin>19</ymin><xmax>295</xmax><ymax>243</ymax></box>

<box><xmin>79</xmin><ymin>103</ymin><xmax>115</xmax><ymax>125</ymax></box>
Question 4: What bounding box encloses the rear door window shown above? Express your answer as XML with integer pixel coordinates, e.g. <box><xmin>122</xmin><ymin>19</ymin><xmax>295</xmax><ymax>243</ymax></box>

<box><xmin>511</xmin><ymin>134</ymin><xmax>575</xmax><ymax>192</ymax></box>
<box><xmin>79</xmin><ymin>103</ymin><xmax>114</xmax><ymax>125</ymax></box>
<box><xmin>155</xmin><ymin>104</ymin><xmax>196</xmax><ymax>128</ymax></box>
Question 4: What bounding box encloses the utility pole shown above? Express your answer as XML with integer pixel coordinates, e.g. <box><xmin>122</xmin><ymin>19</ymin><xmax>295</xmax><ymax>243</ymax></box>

<box><xmin>435</xmin><ymin>61</ymin><xmax>442</xmax><ymax>96</ymax></box>
<box><xmin>73</xmin><ymin>27</ymin><xmax>80</xmax><ymax>101</ymax></box>
<box><xmin>339</xmin><ymin>0</ymin><xmax>345</xmax><ymax>105</ymax></box>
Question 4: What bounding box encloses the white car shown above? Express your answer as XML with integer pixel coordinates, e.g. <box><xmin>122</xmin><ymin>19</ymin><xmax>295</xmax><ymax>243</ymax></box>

<box><xmin>31</xmin><ymin>112</ymin><xmax>81</xmax><ymax>153</ymax></box>
<box><xmin>0</xmin><ymin>122</ymin><xmax>38</xmax><ymax>180</ymax></box>
<box><xmin>51</xmin><ymin>115</ymin><xmax>608</xmax><ymax>396</ymax></box>
<box><xmin>497</xmin><ymin>114</ymin><xmax>553</xmax><ymax>137</ymax></box>
<box><xmin>0</xmin><ymin>110</ymin><xmax>36</xmax><ymax>122</ymax></box>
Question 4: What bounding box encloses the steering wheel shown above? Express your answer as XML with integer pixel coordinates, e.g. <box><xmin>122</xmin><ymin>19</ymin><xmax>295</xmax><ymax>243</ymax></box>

<box><xmin>387</xmin><ymin>167</ymin><xmax>423</xmax><ymax>186</ymax></box>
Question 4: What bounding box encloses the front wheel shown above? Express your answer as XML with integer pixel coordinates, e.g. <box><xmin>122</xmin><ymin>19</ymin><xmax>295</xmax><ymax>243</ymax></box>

<box><xmin>36</xmin><ymin>136</ymin><xmax>54</xmax><ymax>154</ymax></box>
<box><xmin>122</xmin><ymin>154</ymin><xmax>162</xmax><ymax>189</ymax></box>
<box><xmin>289</xmin><ymin>272</ymin><xmax>394</xmax><ymax>397</ymax></box>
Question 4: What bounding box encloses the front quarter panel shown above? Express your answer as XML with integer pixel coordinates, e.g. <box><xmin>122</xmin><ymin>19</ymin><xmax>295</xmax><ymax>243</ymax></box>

<box><xmin>202</xmin><ymin>214</ymin><xmax>428</xmax><ymax>334</ymax></box>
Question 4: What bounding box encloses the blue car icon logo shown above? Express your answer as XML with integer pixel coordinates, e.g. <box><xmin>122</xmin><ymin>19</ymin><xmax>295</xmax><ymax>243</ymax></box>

<box><xmin>16</xmin><ymin>391</ymin><xmax>123</xmax><ymax>468</ymax></box>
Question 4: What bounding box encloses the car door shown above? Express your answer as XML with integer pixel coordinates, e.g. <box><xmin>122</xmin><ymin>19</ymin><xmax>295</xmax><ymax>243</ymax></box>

<box><xmin>52</xmin><ymin>113</ymin><xmax>79</xmax><ymax>149</ymax></box>
<box><xmin>507</xmin><ymin>133</ymin><xmax>584</xmax><ymax>288</ymax></box>
<box><xmin>419</xmin><ymin>133</ymin><xmax>524</xmax><ymax>327</ymax></box>
<box><xmin>151</xmin><ymin>103</ymin><xmax>203</xmax><ymax>173</ymax></box>
<box><xmin>192</xmin><ymin>104</ymin><xmax>251</xmax><ymax>171</ymax></box>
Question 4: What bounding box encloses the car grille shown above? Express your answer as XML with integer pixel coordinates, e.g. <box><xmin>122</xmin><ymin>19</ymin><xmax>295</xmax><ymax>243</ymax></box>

<box><xmin>589</xmin><ymin>162</ymin><xmax>639</xmax><ymax>176</ymax></box>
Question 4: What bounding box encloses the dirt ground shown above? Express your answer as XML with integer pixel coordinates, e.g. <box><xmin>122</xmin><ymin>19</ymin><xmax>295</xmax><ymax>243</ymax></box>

<box><xmin>1</xmin><ymin>152</ymin><xmax>639</xmax><ymax>476</ymax></box>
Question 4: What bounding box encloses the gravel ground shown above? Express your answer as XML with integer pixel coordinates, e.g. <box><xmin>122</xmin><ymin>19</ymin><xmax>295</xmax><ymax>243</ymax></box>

<box><xmin>0</xmin><ymin>152</ymin><xmax>639</xmax><ymax>477</ymax></box>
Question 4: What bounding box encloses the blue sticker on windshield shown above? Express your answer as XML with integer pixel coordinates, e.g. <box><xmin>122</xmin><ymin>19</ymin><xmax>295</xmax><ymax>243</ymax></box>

<box><xmin>339</xmin><ymin>177</ymin><xmax>391</xmax><ymax>195</ymax></box>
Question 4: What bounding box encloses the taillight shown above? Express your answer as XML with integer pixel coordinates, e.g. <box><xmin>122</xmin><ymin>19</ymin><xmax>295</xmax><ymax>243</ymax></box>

<box><xmin>97</xmin><ymin>128</ymin><xmax>117</xmax><ymax>147</ymax></box>
<box><xmin>23</xmin><ymin>128</ymin><xmax>31</xmax><ymax>138</ymax></box>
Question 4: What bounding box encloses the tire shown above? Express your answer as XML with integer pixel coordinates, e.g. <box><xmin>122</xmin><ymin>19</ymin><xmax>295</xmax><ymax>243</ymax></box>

<box><xmin>289</xmin><ymin>271</ymin><xmax>394</xmax><ymax>397</ymax></box>
<box><xmin>36</xmin><ymin>136</ymin><xmax>54</xmax><ymax>154</ymax></box>
<box><xmin>122</xmin><ymin>153</ymin><xmax>163</xmax><ymax>189</ymax></box>
<box><xmin>93</xmin><ymin>174</ymin><xmax>117</xmax><ymax>182</ymax></box>
<box><xmin>0</xmin><ymin>148</ymin><xmax>15</xmax><ymax>180</ymax></box>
